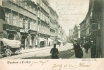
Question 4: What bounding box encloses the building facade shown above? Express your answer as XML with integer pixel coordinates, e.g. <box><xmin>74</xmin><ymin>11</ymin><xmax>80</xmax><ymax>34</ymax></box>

<box><xmin>80</xmin><ymin>0</ymin><xmax>103</xmax><ymax>57</ymax></box>
<box><xmin>0</xmin><ymin>0</ymin><xmax>62</xmax><ymax>49</ymax></box>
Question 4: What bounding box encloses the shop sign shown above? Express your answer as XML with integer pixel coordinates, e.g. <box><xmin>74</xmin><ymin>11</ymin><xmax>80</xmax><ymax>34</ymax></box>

<box><xmin>3</xmin><ymin>24</ymin><xmax>20</xmax><ymax>31</ymax></box>
<box><xmin>20</xmin><ymin>29</ymin><xmax>25</xmax><ymax>32</ymax></box>
<box><xmin>20</xmin><ymin>29</ymin><xmax>28</xmax><ymax>33</ymax></box>
<box><xmin>91</xmin><ymin>23</ymin><xmax>99</xmax><ymax>31</ymax></box>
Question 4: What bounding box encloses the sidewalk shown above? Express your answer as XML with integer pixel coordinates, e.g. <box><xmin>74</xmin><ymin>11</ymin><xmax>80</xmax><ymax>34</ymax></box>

<box><xmin>70</xmin><ymin>48</ymin><xmax>91</xmax><ymax>58</ymax></box>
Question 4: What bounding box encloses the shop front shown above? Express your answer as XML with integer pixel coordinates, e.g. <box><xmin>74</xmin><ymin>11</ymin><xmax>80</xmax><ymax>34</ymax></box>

<box><xmin>29</xmin><ymin>30</ymin><xmax>37</xmax><ymax>48</ymax></box>
<box><xmin>20</xmin><ymin>28</ymin><xmax>28</xmax><ymax>49</ymax></box>
<box><xmin>39</xmin><ymin>38</ymin><xmax>45</xmax><ymax>47</ymax></box>
<box><xmin>3</xmin><ymin>24</ymin><xmax>21</xmax><ymax>40</ymax></box>
<box><xmin>48</xmin><ymin>38</ymin><xmax>53</xmax><ymax>46</ymax></box>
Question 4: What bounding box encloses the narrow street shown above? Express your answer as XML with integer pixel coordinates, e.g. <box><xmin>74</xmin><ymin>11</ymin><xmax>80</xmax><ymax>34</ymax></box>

<box><xmin>1</xmin><ymin>43</ymin><xmax>91</xmax><ymax>59</ymax></box>
<box><xmin>1</xmin><ymin>43</ymin><xmax>74</xmax><ymax>59</ymax></box>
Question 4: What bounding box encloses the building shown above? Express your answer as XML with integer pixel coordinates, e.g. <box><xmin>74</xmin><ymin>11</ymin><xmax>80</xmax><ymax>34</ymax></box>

<box><xmin>37</xmin><ymin>0</ymin><xmax>50</xmax><ymax>47</ymax></box>
<box><xmin>0</xmin><ymin>0</ymin><xmax>38</xmax><ymax>49</ymax></box>
<box><xmin>69</xmin><ymin>28</ymin><xmax>74</xmax><ymax>43</ymax></box>
<box><xmin>80</xmin><ymin>0</ymin><xmax>103</xmax><ymax>57</ymax></box>
<box><xmin>73</xmin><ymin>25</ymin><xmax>80</xmax><ymax>41</ymax></box>
<box><xmin>49</xmin><ymin>6</ymin><xmax>59</xmax><ymax>46</ymax></box>
<box><xmin>0</xmin><ymin>0</ymin><xmax>60</xmax><ymax>49</ymax></box>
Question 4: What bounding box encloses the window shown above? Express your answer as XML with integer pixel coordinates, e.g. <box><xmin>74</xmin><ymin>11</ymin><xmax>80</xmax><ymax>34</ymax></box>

<box><xmin>30</xmin><ymin>20</ymin><xmax>34</xmax><ymax>30</ymax></box>
<box><xmin>25</xmin><ymin>20</ymin><xmax>28</xmax><ymax>29</ymax></box>
<box><xmin>29</xmin><ymin>5</ymin><xmax>32</xmax><ymax>12</ymax></box>
<box><xmin>5</xmin><ymin>12</ymin><xmax>9</xmax><ymax>24</ymax></box>
<box><xmin>38</xmin><ymin>11</ymin><xmax>39</xmax><ymax>17</ymax></box>
<box><xmin>19</xmin><ymin>17</ymin><xmax>23</xmax><ymax>28</ymax></box>
<box><xmin>13</xmin><ymin>14</ymin><xmax>16</xmax><ymax>26</ymax></box>
<box><xmin>33</xmin><ymin>8</ymin><xmax>36</xmax><ymax>14</ymax></box>
<box><xmin>20</xmin><ymin>0</ymin><xmax>23</xmax><ymax>6</ymax></box>
<box><xmin>25</xmin><ymin>2</ymin><xmax>27</xmax><ymax>9</ymax></box>
<box><xmin>29</xmin><ymin>21</ymin><xmax>31</xmax><ymax>29</ymax></box>
<box><xmin>34</xmin><ymin>21</ymin><xmax>36</xmax><ymax>30</ymax></box>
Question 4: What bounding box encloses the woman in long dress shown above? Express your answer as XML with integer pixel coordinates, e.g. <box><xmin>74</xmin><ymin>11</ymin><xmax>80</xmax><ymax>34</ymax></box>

<box><xmin>73</xmin><ymin>40</ymin><xmax>83</xmax><ymax>58</ymax></box>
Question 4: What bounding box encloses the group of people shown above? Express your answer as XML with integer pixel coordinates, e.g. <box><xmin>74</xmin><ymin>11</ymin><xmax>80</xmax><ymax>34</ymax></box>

<box><xmin>73</xmin><ymin>40</ymin><xmax>96</xmax><ymax>58</ymax></box>
<box><xmin>50</xmin><ymin>40</ymin><xmax>96</xmax><ymax>59</ymax></box>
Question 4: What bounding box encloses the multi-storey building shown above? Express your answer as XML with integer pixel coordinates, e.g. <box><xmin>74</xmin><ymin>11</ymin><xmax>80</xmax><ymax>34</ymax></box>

<box><xmin>0</xmin><ymin>0</ymin><xmax>38</xmax><ymax>49</ymax></box>
<box><xmin>37</xmin><ymin>0</ymin><xmax>52</xmax><ymax>47</ymax></box>
<box><xmin>69</xmin><ymin>28</ymin><xmax>74</xmax><ymax>42</ymax></box>
<box><xmin>80</xmin><ymin>0</ymin><xmax>104</xmax><ymax>57</ymax></box>
<box><xmin>80</xmin><ymin>0</ymin><xmax>94</xmax><ymax>46</ymax></box>
<box><xmin>0</xmin><ymin>0</ymin><xmax>60</xmax><ymax>48</ymax></box>
<box><xmin>48</xmin><ymin>6</ymin><xmax>59</xmax><ymax>46</ymax></box>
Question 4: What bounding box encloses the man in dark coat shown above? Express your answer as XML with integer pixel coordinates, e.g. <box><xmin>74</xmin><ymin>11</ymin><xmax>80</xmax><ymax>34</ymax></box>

<box><xmin>83</xmin><ymin>41</ymin><xmax>90</xmax><ymax>54</ymax></box>
<box><xmin>73</xmin><ymin>40</ymin><xmax>83</xmax><ymax>58</ymax></box>
<box><xmin>90</xmin><ymin>41</ymin><xmax>96</xmax><ymax>58</ymax></box>
<box><xmin>50</xmin><ymin>44</ymin><xmax>59</xmax><ymax>59</ymax></box>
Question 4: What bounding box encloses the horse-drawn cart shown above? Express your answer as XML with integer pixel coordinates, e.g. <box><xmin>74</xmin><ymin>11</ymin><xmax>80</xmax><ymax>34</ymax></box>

<box><xmin>0</xmin><ymin>38</ymin><xmax>21</xmax><ymax>57</ymax></box>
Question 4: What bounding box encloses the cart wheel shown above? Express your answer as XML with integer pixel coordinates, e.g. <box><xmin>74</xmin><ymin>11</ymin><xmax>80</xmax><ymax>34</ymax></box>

<box><xmin>5</xmin><ymin>49</ymin><xmax>12</xmax><ymax>57</ymax></box>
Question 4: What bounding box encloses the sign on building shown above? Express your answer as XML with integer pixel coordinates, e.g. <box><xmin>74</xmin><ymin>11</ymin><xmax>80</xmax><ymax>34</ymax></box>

<box><xmin>91</xmin><ymin>23</ymin><xmax>100</xmax><ymax>31</ymax></box>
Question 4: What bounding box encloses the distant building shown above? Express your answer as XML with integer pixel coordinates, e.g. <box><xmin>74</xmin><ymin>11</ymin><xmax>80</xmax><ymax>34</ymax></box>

<box><xmin>69</xmin><ymin>28</ymin><xmax>74</xmax><ymax>42</ymax></box>
<box><xmin>73</xmin><ymin>25</ymin><xmax>80</xmax><ymax>41</ymax></box>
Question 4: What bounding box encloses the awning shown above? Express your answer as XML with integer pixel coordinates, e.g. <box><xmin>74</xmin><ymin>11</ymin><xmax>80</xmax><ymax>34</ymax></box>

<box><xmin>58</xmin><ymin>40</ymin><xmax>63</xmax><ymax>42</ymax></box>
<box><xmin>6</xmin><ymin>29</ymin><xmax>17</xmax><ymax>33</ymax></box>
<box><xmin>6</xmin><ymin>29</ymin><xmax>16</xmax><ymax>32</ymax></box>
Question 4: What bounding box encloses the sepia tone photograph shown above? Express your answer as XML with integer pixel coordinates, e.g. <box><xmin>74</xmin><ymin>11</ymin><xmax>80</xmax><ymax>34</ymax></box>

<box><xmin>0</xmin><ymin>0</ymin><xmax>102</xmax><ymax>59</ymax></box>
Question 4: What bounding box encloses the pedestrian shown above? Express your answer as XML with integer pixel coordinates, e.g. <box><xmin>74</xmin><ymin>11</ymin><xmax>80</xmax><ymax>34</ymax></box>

<box><xmin>83</xmin><ymin>41</ymin><xmax>90</xmax><ymax>54</ymax></box>
<box><xmin>50</xmin><ymin>44</ymin><xmax>59</xmax><ymax>59</ymax></box>
<box><xmin>73</xmin><ymin>40</ymin><xmax>83</xmax><ymax>58</ymax></box>
<box><xmin>90</xmin><ymin>41</ymin><xmax>96</xmax><ymax>58</ymax></box>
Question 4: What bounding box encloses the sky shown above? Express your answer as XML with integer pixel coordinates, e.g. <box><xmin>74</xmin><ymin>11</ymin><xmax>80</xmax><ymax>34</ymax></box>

<box><xmin>49</xmin><ymin>0</ymin><xmax>89</xmax><ymax>36</ymax></box>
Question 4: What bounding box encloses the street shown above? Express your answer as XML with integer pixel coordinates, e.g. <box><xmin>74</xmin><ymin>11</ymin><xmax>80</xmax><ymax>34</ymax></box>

<box><xmin>0</xmin><ymin>43</ymin><xmax>92</xmax><ymax>59</ymax></box>
<box><xmin>1</xmin><ymin>43</ymin><xmax>74</xmax><ymax>59</ymax></box>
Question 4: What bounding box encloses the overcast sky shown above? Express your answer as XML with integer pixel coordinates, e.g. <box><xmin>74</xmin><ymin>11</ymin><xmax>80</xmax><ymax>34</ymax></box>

<box><xmin>49</xmin><ymin>0</ymin><xmax>89</xmax><ymax>36</ymax></box>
